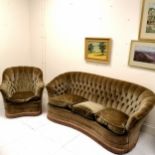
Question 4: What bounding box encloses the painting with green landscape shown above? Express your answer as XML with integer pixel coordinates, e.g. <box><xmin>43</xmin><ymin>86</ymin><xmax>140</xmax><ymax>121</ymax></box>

<box><xmin>85</xmin><ymin>38</ymin><xmax>111</xmax><ymax>63</ymax></box>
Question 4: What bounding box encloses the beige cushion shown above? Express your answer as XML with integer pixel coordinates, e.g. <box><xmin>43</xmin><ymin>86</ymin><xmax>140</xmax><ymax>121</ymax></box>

<box><xmin>71</xmin><ymin>101</ymin><xmax>104</xmax><ymax>120</ymax></box>
<box><xmin>96</xmin><ymin>108</ymin><xmax>129</xmax><ymax>135</ymax></box>
<box><xmin>48</xmin><ymin>94</ymin><xmax>87</xmax><ymax>108</ymax></box>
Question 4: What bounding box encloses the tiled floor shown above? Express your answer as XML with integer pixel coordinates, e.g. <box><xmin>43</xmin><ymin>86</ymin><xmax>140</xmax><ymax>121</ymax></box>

<box><xmin>0</xmin><ymin>103</ymin><xmax>155</xmax><ymax>155</ymax></box>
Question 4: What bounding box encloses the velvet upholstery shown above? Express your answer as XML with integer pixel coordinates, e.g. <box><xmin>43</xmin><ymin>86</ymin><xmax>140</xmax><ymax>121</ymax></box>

<box><xmin>96</xmin><ymin>108</ymin><xmax>129</xmax><ymax>134</ymax></box>
<box><xmin>48</xmin><ymin>94</ymin><xmax>86</xmax><ymax>108</ymax></box>
<box><xmin>0</xmin><ymin>66</ymin><xmax>44</xmax><ymax>117</ymax></box>
<box><xmin>71</xmin><ymin>101</ymin><xmax>104</xmax><ymax>119</ymax></box>
<box><xmin>46</xmin><ymin>71</ymin><xmax>155</xmax><ymax>154</ymax></box>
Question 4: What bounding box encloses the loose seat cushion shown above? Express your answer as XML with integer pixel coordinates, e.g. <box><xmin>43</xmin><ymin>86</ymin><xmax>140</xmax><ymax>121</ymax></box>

<box><xmin>48</xmin><ymin>94</ymin><xmax>87</xmax><ymax>108</ymax></box>
<box><xmin>9</xmin><ymin>91</ymin><xmax>37</xmax><ymax>103</ymax></box>
<box><xmin>71</xmin><ymin>101</ymin><xmax>104</xmax><ymax>120</ymax></box>
<box><xmin>96</xmin><ymin>108</ymin><xmax>129</xmax><ymax>135</ymax></box>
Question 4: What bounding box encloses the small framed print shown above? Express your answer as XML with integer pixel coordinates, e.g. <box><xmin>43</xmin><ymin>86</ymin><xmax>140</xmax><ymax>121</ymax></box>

<box><xmin>85</xmin><ymin>38</ymin><xmax>111</xmax><ymax>63</ymax></box>
<box><xmin>139</xmin><ymin>0</ymin><xmax>155</xmax><ymax>40</ymax></box>
<box><xmin>129</xmin><ymin>40</ymin><xmax>155</xmax><ymax>70</ymax></box>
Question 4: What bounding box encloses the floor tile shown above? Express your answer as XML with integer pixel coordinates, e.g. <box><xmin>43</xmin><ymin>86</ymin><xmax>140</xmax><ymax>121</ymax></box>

<box><xmin>0</xmin><ymin>131</ymin><xmax>61</xmax><ymax>155</ymax></box>
<box><xmin>0</xmin><ymin>146</ymin><xmax>20</xmax><ymax>155</ymax></box>
<box><xmin>64</xmin><ymin>133</ymin><xmax>114</xmax><ymax>155</ymax></box>
<box><xmin>51</xmin><ymin>148</ymin><xmax>77</xmax><ymax>155</ymax></box>
<box><xmin>0</xmin><ymin>138</ymin><xmax>29</xmax><ymax>155</ymax></box>
<box><xmin>0</xmin><ymin>117</ymin><xmax>33</xmax><ymax>147</ymax></box>
<box><xmin>36</xmin><ymin>121</ymin><xmax>80</xmax><ymax>146</ymax></box>
<box><xmin>20</xmin><ymin>113</ymin><xmax>49</xmax><ymax>130</ymax></box>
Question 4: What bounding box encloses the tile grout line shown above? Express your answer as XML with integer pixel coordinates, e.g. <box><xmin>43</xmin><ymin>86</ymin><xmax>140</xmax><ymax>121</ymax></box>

<box><xmin>49</xmin><ymin>135</ymin><xmax>80</xmax><ymax>155</ymax></box>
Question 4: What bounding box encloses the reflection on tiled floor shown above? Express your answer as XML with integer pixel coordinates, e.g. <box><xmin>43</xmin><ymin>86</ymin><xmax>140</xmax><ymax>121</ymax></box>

<box><xmin>0</xmin><ymin>104</ymin><xmax>154</xmax><ymax>155</ymax></box>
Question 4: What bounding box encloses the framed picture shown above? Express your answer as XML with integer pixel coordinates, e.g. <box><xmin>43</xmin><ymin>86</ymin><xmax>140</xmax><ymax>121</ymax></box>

<box><xmin>85</xmin><ymin>38</ymin><xmax>111</xmax><ymax>63</ymax></box>
<box><xmin>139</xmin><ymin>0</ymin><xmax>155</xmax><ymax>40</ymax></box>
<box><xmin>129</xmin><ymin>40</ymin><xmax>155</xmax><ymax>70</ymax></box>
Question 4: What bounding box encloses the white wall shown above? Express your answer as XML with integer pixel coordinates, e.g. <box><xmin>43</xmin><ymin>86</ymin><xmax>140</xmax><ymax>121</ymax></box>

<box><xmin>29</xmin><ymin>0</ymin><xmax>46</xmax><ymax>72</ymax></box>
<box><xmin>45</xmin><ymin>0</ymin><xmax>141</xmax><ymax>80</ymax></box>
<box><xmin>0</xmin><ymin>0</ymin><xmax>31</xmax><ymax>80</ymax></box>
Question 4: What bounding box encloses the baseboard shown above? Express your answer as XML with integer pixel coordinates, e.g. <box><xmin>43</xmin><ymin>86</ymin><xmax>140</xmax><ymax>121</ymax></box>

<box><xmin>142</xmin><ymin>123</ymin><xmax>155</xmax><ymax>136</ymax></box>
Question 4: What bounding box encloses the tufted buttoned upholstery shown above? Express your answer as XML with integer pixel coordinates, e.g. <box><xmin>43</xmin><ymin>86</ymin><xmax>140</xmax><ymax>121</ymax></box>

<box><xmin>0</xmin><ymin>66</ymin><xmax>44</xmax><ymax>117</ymax></box>
<box><xmin>47</xmin><ymin>72</ymin><xmax>155</xmax><ymax>131</ymax></box>
<box><xmin>46</xmin><ymin>71</ymin><xmax>155</xmax><ymax>154</ymax></box>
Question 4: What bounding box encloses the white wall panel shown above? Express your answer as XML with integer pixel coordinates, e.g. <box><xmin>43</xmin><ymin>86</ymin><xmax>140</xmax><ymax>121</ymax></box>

<box><xmin>0</xmin><ymin>0</ymin><xmax>31</xmax><ymax>80</ymax></box>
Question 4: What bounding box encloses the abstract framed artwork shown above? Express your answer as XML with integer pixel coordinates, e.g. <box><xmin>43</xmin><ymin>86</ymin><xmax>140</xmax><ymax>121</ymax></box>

<box><xmin>129</xmin><ymin>40</ymin><xmax>155</xmax><ymax>70</ymax></box>
<box><xmin>85</xmin><ymin>38</ymin><xmax>111</xmax><ymax>63</ymax></box>
<box><xmin>139</xmin><ymin>0</ymin><xmax>155</xmax><ymax>40</ymax></box>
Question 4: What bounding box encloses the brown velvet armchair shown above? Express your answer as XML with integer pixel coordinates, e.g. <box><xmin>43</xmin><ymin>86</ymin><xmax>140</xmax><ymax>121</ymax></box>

<box><xmin>0</xmin><ymin>66</ymin><xmax>44</xmax><ymax>118</ymax></box>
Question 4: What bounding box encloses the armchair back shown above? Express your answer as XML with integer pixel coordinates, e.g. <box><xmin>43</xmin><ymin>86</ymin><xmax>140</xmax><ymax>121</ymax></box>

<box><xmin>1</xmin><ymin>66</ymin><xmax>43</xmax><ymax>97</ymax></box>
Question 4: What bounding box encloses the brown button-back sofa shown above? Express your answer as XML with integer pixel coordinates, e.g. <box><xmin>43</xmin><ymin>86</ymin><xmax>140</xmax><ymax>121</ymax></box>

<box><xmin>46</xmin><ymin>72</ymin><xmax>155</xmax><ymax>154</ymax></box>
<box><xmin>0</xmin><ymin>66</ymin><xmax>44</xmax><ymax>118</ymax></box>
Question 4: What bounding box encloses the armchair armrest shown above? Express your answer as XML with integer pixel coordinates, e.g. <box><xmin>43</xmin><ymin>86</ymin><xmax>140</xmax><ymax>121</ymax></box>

<box><xmin>0</xmin><ymin>82</ymin><xmax>14</xmax><ymax>99</ymax></box>
<box><xmin>126</xmin><ymin>96</ymin><xmax>155</xmax><ymax>130</ymax></box>
<box><xmin>34</xmin><ymin>81</ymin><xmax>44</xmax><ymax>97</ymax></box>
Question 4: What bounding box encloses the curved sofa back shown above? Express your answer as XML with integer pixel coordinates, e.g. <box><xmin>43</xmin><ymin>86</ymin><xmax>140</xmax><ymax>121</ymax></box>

<box><xmin>47</xmin><ymin>72</ymin><xmax>155</xmax><ymax>117</ymax></box>
<box><xmin>2</xmin><ymin>66</ymin><xmax>43</xmax><ymax>94</ymax></box>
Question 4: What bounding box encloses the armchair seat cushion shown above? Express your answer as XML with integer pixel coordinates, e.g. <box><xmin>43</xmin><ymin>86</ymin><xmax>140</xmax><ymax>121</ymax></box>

<box><xmin>49</xmin><ymin>94</ymin><xmax>87</xmax><ymax>108</ymax></box>
<box><xmin>71</xmin><ymin>101</ymin><xmax>104</xmax><ymax>120</ymax></box>
<box><xmin>9</xmin><ymin>91</ymin><xmax>39</xmax><ymax>103</ymax></box>
<box><xmin>96</xmin><ymin>108</ymin><xmax>129</xmax><ymax>135</ymax></box>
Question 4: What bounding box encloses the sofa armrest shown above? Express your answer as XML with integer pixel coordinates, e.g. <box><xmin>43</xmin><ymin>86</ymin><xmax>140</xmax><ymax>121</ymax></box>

<box><xmin>46</xmin><ymin>84</ymin><xmax>57</xmax><ymax>97</ymax></box>
<box><xmin>46</xmin><ymin>73</ymin><xmax>70</xmax><ymax>97</ymax></box>
<box><xmin>126</xmin><ymin>96</ymin><xmax>155</xmax><ymax>130</ymax></box>
<box><xmin>46</xmin><ymin>81</ymin><xmax>69</xmax><ymax>97</ymax></box>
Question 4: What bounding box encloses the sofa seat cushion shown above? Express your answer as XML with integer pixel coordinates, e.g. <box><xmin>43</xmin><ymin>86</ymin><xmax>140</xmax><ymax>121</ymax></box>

<box><xmin>71</xmin><ymin>101</ymin><xmax>104</xmax><ymax>120</ymax></box>
<box><xmin>96</xmin><ymin>108</ymin><xmax>129</xmax><ymax>135</ymax></box>
<box><xmin>48</xmin><ymin>94</ymin><xmax>87</xmax><ymax>108</ymax></box>
<box><xmin>9</xmin><ymin>91</ymin><xmax>37</xmax><ymax>103</ymax></box>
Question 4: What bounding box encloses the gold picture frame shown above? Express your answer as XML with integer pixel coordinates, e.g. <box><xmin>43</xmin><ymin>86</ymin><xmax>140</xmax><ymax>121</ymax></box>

<box><xmin>129</xmin><ymin>40</ymin><xmax>155</xmax><ymax>70</ymax></box>
<box><xmin>139</xmin><ymin>0</ymin><xmax>155</xmax><ymax>40</ymax></box>
<box><xmin>85</xmin><ymin>38</ymin><xmax>111</xmax><ymax>63</ymax></box>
